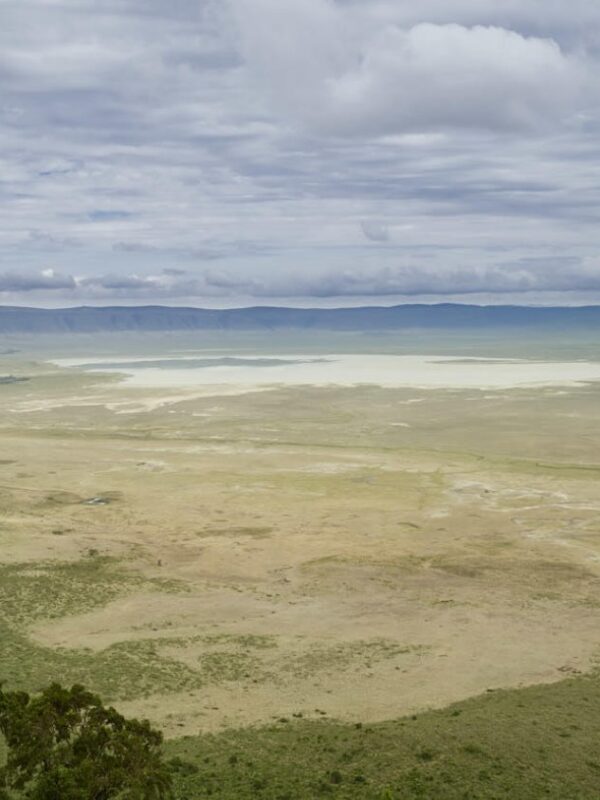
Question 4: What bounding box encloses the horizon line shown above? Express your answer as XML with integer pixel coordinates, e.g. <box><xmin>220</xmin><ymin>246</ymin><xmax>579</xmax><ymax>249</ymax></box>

<box><xmin>3</xmin><ymin>301</ymin><xmax>600</xmax><ymax>312</ymax></box>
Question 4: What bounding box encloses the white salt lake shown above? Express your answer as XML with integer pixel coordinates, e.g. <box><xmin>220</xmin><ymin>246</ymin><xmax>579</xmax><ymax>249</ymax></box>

<box><xmin>51</xmin><ymin>353</ymin><xmax>600</xmax><ymax>391</ymax></box>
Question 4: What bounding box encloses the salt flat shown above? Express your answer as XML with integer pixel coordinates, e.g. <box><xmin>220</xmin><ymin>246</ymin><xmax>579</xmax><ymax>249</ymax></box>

<box><xmin>52</xmin><ymin>353</ymin><xmax>600</xmax><ymax>390</ymax></box>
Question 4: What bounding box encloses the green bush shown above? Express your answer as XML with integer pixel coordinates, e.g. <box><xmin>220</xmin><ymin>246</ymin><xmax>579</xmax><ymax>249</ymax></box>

<box><xmin>0</xmin><ymin>683</ymin><xmax>173</xmax><ymax>799</ymax></box>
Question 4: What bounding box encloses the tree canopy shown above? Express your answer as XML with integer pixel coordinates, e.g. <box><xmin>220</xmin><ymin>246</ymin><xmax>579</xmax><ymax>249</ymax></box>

<box><xmin>0</xmin><ymin>683</ymin><xmax>173</xmax><ymax>799</ymax></box>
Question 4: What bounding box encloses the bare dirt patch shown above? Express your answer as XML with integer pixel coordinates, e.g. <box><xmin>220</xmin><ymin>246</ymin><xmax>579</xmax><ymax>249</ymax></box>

<box><xmin>2</xmin><ymin>352</ymin><xmax>600</xmax><ymax>734</ymax></box>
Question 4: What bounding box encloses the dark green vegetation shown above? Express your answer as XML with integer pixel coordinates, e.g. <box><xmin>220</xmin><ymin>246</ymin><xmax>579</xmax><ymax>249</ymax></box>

<box><xmin>0</xmin><ymin>683</ymin><xmax>172</xmax><ymax>799</ymax></box>
<box><xmin>166</xmin><ymin>672</ymin><xmax>600</xmax><ymax>799</ymax></box>
<box><xmin>3</xmin><ymin>673</ymin><xmax>599</xmax><ymax>799</ymax></box>
<box><xmin>2</xmin><ymin>674</ymin><xmax>600</xmax><ymax>798</ymax></box>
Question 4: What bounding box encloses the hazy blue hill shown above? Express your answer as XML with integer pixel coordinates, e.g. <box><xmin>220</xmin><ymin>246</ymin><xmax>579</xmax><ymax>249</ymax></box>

<box><xmin>2</xmin><ymin>303</ymin><xmax>600</xmax><ymax>334</ymax></box>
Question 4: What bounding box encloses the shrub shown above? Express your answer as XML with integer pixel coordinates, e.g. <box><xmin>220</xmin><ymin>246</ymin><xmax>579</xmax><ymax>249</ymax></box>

<box><xmin>0</xmin><ymin>682</ymin><xmax>173</xmax><ymax>799</ymax></box>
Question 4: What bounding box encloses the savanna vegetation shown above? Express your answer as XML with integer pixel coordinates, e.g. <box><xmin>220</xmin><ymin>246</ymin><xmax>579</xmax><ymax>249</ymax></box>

<box><xmin>2</xmin><ymin>672</ymin><xmax>600</xmax><ymax>799</ymax></box>
<box><xmin>2</xmin><ymin>341</ymin><xmax>600</xmax><ymax>798</ymax></box>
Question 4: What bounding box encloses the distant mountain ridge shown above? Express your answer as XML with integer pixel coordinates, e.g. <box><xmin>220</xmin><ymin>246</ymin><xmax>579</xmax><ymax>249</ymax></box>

<box><xmin>1</xmin><ymin>304</ymin><xmax>600</xmax><ymax>334</ymax></box>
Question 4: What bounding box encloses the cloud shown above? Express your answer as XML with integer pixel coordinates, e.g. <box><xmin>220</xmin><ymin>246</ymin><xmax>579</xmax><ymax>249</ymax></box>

<box><xmin>232</xmin><ymin>1</ymin><xmax>588</xmax><ymax>135</ymax></box>
<box><xmin>79</xmin><ymin>274</ymin><xmax>161</xmax><ymax>291</ymax></box>
<box><xmin>88</xmin><ymin>210</ymin><xmax>132</xmax><ymax>222</ymax></box>
<box><xmin>1</xmin><ymin>0</ymin><xmax>600</xmax><ymax>306</ymax></box>
<box><xmin>0</xmin><ymin>270</ymin><xmax>76</xmax><ymax>292</ymax></box>
<box><xmin>3</xmin><ymin>257</ymin><xmax>600</xmax><ymax>301</ymax></box>
<box><xmin>361</xmin><ymin>221</ymin><xmax>390</xmax><ymax>242</ymax></box>
<box><xmin>331</xmin><ymin>24</ymin><xmax>583</xmax><ymax>134</ymax></box>
<box><xmin>195</xmin><ymin>259</ymin><xmax>600</xmax><ymax>298</ymax></box>
<box><xmin>348</xmin><ymin>1</ymin><xmax>600</xmax><ymax>48</ymax></box>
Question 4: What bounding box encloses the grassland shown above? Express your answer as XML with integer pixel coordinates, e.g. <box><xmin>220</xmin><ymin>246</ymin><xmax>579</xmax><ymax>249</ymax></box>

<box><xmin>166</xmin><ymin>670</ymin><xmax>600</xmax><ymax>798</ymax></box>
<box><xmin>1</xmin><ymin>332</ymin><xmax>600</xmax><ymax>796</ymax></box>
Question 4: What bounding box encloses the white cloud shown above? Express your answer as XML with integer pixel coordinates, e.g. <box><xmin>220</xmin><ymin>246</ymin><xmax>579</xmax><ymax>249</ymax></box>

<box><xmin>330</xmin><ymin>24</ymin><xmax>583</xmax><ymax>133</ymax></box>
<box><xmin>232</xmin><ymin>0</ymin><xmax>588</xmax><ymax>135</ymax></box>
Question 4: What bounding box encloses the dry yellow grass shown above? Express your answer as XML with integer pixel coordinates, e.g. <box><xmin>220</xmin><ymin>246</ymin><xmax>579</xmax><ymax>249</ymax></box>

<box><xmin>1</xmin><ymin>344</ymin><xmax>600</xmax><ymax>736</ymax></box>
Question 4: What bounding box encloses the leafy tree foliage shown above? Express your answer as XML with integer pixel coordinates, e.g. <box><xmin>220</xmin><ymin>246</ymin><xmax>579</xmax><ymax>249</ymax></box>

<box><xmin>0</xmin><ymin>683</ymin><xmax>173</xmax><ymax>799</ymax></box>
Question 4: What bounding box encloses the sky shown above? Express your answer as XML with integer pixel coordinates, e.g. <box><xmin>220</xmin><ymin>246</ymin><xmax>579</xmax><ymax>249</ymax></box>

<box><xmin>1</xmin><ymin>0</ymin><xmax>600</xmax><ymax>308</ymax></box>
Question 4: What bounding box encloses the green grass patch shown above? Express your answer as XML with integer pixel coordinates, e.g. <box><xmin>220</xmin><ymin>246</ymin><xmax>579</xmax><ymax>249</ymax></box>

<box><xmin>0</xmin><ymin>556</ymin><xmax>129</xmax><ymax>624</ymax></box>
<box><xmin>0</xmin><ymin>622</ymin><xmax>281</xmax><ymax>701</ymax></box>
<box><xmin>0</xmin><ymin>555</ymin><xmax>185</xmax><ymax>626</ymax></box>
<box><xmin>0</xmin><ymin>568</ymin><xmax>279</xmax><ymax>700</ymax></box>
<box><xmin>283</xmin><ymin>640</ymin><xmax>425</xmax><ymax>678</ymax></box>
<box><xmin>166</xmin><ymin>671</ymin><xmax>600</xmax><ymax>799</ymax></box>
<box><xmin>0</xmin><ymin>623</ymin><xmax>206</xmax><ymax>700</ymax></box>
<box><xmin>197</xmin><ymin>634</ymin><xmax>277</xmax><ymax>650</ymax></box>
<box><xmin>0</xmin><ymin>555</ymin><xmax>202</xmax><ymax>701</ymax></box>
